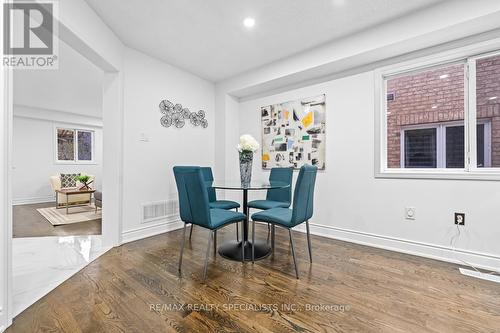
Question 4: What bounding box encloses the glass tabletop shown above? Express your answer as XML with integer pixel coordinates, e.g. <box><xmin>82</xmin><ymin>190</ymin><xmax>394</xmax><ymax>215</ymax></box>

<box><xmin>207</xmin><ymin>180</ymin><xmax>290</xmax><ymax>190</ymax></box>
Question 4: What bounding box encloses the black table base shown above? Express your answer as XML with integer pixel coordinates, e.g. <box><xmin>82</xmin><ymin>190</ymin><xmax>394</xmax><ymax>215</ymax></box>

<box><xmin>218</xmin><ymin>240</ymin><xmax>271</xmax><ymax>261</ymax></box>
<box><xmin>210</xmin><ymin>185</ymin><xmax>288</xmax><ymax>262</ymax></box>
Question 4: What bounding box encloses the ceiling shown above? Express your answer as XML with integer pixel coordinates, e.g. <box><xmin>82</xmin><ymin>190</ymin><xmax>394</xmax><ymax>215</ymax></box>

<box><xmin>86</xmin><ymin>0</ymin><xmax>448</xmax><ymax>82</ymax></box>
<box><xmin>14</xmin><ymin>39</ymin><xmax>104</xmax><ymax>118</ymax></box>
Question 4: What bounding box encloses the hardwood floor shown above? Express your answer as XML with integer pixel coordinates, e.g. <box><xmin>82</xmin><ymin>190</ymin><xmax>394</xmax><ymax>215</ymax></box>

<box><xmin>6</xmin><ymin>224</ymin><xmax>500</xmax><ymax>332</ymax></box>
<box><xmin>13</xmin><ymin>202</ymin><xmax>101</xmax><ymax>238</ymax></box>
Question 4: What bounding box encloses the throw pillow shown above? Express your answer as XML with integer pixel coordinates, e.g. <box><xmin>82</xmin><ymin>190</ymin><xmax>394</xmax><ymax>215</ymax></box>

<box><xmin>60</xmin><ymin>173</ymin><xmax>80</xmax><ymax>188</ymax></box>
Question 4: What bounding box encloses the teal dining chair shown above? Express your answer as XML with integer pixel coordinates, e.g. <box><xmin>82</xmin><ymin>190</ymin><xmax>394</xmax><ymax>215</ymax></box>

<box><xmin>174</xmin><ymin>166</ymin><xmax>246</xmax><ymax>280</ymax></box>
<box><xmin>247</xmin><ymin>167</ymin><xmax>293</xmax><ymax>242</ymax></box>
<box><xmin>251</xmin><ymin>165</ymin><xmax>317</xmax><ymax>279</ymax></box>
<box><xmin>201</xmin><ymin>167</ymin><xmax>240</xmax><ymax>210</ymax></box>
<box><xmin>186</xmin><ymin>167</ymin><xmax>241</xmax><ymax>243</ymax></box>
<box><xmin>248</xmin><ymin>167</ymin><xmax>293</xmax><ymax>210</ymax></box>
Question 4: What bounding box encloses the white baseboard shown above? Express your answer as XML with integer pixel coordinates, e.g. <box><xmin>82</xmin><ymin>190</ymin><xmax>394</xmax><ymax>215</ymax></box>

<box><xmin>121</xmin><ymin>218</ymin><xmax>500</xmax><ymax>272</ymax></box>
<box><xmin>121</xmin><ymin>216</ymin><xmax>183</xmax><ymax>244</ymax></box>
<box><xmin>294</xmin><ymin>223</ymin><xmax>500</xmax><ymax>272</ymax></box>
<box><xmin>12</xmin><ymin>195</ymin><xmax>54</xmax><ymax>205</ymax></box>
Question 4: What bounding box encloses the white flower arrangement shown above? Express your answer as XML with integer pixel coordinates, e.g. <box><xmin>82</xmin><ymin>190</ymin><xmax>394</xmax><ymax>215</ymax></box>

<box><xmin>237</xmin><ymin>134</ymin><xmax>260</xmax><ymax>153</ymax></box>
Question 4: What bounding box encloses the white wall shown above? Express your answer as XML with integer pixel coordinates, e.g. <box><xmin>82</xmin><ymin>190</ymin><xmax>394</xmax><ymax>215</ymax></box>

<box><xmin>121</xmin><ymin>48</ymin><xmax>215</xmax><ymax>241</ymax></box>
<box><xmin>13</xmin><ymin>40</ymin><xmax>104</xmax><ymax>118</ymax></box>
<box><xmin>58</xmin><ymin>0</ymin><xmax>124</xmax><ymax>72</ymax></box>
<box><xmin>237</xmin><ymin>71</ymin><xmax>500</xmax><ymax>270</ymax></box>
<box><xmin>12</xmin><ymin>108</ymin><xmax>103</xmax><ymax>204</ymax></box>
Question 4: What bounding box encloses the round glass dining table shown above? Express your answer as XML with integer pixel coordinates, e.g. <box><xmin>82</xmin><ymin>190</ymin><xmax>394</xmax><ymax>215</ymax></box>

<box><xmin>207</xmin><ymin>180</ymin><xmax>290</xmax><ymax>261</ymax></box>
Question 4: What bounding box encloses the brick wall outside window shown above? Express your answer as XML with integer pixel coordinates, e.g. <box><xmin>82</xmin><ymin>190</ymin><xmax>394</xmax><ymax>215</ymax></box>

<box><xmin>386</xmin><ymin>55</ymin><xmax>500</xmax><ymax>168</ymax></box>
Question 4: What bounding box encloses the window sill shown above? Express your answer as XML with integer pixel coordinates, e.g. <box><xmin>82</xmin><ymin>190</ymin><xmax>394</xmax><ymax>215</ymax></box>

<box><xmin>375</xmin><ymin>169</ymin><xmax>500</xmax><ymax>181</ymax></box>
<box><xmin>54</xmin><ymin>161</ymin><xmax>98</xmax><ymax>166</ymax></box>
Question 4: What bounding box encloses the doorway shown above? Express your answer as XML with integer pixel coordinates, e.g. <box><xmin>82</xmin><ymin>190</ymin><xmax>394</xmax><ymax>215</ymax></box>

<box><xmin>10</xmin><ymin>36</ymin><xmax>107</xmax><ymax>316</ymax></box>
<box><xmin>2</xmin><ymin>12</ymin><xmax>124</xmax><ymax>326</ymax></box>
<box><xmin>12</xmin><ymin>38</ymin><xmax>104</xmax><ymax>239</ymax></box>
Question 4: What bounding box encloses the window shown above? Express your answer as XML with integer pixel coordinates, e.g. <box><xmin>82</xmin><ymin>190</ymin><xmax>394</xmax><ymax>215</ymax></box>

<box><xmin>403</xmin><ymin>127</ymin><xmax>437</xmax><ymax>168</ymax></box>
<box><xmin>77</xmin><ymin>131</ymin><xmax>93</xmax><ymax>161</ymax></box>
<box><xmin>56</xmin><ymin>127</ymin><xmax>94</xmax><ymax>163</ymax></box>
<box><xmin>475</xmin><ymin>54</ymin><xmax>500</xmax><ymax>168</ymax></box>
<box><xmin>401</xmin><ymin>121</ymin><xmax>491</xmax><ymax>168</ymax></box>
<box><xmin>445</xmin><ymin>124</ymin><xmax>465</xmax><ymax>168</ymax></box>
<box><xmin>386</xmin><ymin>62</ymin><xmax>466</xmax><ymax>169</ymax></box>
<box><xmin>377</xmin><ymin>45</ymin><xmax>500</xmax><ymax>179</ymax></box>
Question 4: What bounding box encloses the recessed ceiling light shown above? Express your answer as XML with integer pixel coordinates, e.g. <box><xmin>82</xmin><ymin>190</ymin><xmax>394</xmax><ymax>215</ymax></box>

<box><xmin>489</xmin><ymin>96</ymin><xmax>498</xmax><ymax>100</ymax></box>
<box><xmin>439</xmin><ymin>74</ymin><xmax>449</xmax><ymax>79</ymax></box>
<box><xmin>243</xmin><ymin>17</ymin><xmax>255</xmax><ymax>28</ymax></box>
<box><xmin>432</xmin><ymin>105</ymin><xmax>438</xmax><ymax>109</ymax></box>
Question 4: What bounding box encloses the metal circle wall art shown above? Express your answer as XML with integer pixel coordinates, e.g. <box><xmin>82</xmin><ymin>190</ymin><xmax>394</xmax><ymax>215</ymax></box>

<box><xmin>158</xmin><ymin>99</ymin><xmax>208</xmax><ymax>129</ymax></box>
<box><xmin>160</xmin><ymin>115</ymin><xmax>172</xmax><ymax>127</ymax></box>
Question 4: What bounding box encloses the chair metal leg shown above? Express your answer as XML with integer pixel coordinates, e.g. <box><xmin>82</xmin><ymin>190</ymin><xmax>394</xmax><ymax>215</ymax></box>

<box><xmin>241</xmin><ymin>221</ymin><xmax>245</xmax><ymax>263</ymax></box>
<box><xmin>178</xmin><ymin>223</ymin><xmax>187</xmax><ymax>273</ymax></box>
<box><xmin>236</xmin><ymin>222</ymin><xmax>239</xmax><ymax>242</ymax></box>
<box><xmin>213</xmin><ymin>230</ymin><xmax>217</xmax><ymax>256</ymax></box>
<box><xmin>236</xmin><ymin>207</ymin><xmax>240</xmax><ymax>241</ymax></box>
<box><xmin>267</xmin><ymin>223</ymin><xmax>271</xmax><ymax>244</ymax></box>
<box><xmin>271</xmin><ymin>224</ymin><xmax>275</xmax><ymax>257</ymax></box>
<box><xmin>289</xmin><ymin>229</ymin><xmax>299</xmax><ymax>279</ymax></box>
<box><xmin>252</xmin><ymin>219</ymin><xmax>255</xmax><ymax>263</ymax></box>
<box><xmin>306</xmin><ymin>220</ymin><xmax>312</xmax><ymax>263</ymax></box>
<box><xmin>189</xmin><ymin>223</ymin><xmax>194</xmax><ymax>240</ymax></box>
<box><xmin>203</xmin><ymin>230</ymin><xmax>213</xmax><ymax>281</ymax></box>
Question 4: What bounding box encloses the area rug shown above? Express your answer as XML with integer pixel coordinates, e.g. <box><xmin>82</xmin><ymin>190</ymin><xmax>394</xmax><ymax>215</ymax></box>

<box><xmin>37</xmin><ymin>206</ymin><xmax>101</xmax><ymax>226</ymax></box>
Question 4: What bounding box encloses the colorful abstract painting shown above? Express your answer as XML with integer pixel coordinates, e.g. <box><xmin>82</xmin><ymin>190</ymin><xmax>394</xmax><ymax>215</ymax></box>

<box><xmin>261</xmin><ymin>94</ymin><xmax>326</xmax><ymax>169</ymax></box>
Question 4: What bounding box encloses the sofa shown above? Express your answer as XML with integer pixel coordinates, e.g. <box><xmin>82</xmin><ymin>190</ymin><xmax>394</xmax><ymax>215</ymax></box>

<box><xmin>49</xmin><ymin>174</ymin><xmax>95</xmax><ymax>207</ymax></box>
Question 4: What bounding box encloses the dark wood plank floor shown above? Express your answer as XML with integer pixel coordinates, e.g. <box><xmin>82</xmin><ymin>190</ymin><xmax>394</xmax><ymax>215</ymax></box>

<box><xmin>7</xmin><ymin>224</ymin><xmax>500</xmax><ymax>332</ymax></box>
<box><xmin>13</xmin><ymin>202</ymin><xmax>101</xmax><ymax>238</ymax></box>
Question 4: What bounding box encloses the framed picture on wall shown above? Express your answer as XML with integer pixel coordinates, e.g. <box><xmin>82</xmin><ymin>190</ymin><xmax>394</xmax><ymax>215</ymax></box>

<box><xmin>261</xmin><ymin>94</ymin><xmax>326</xmax><ymax>170</ymax></box>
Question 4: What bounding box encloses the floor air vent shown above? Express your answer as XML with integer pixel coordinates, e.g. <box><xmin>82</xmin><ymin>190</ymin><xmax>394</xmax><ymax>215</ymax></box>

<box><xmin>141</xmin><ymin>199</ymin><xmax>178</xmax><ymax>224</ymax></box>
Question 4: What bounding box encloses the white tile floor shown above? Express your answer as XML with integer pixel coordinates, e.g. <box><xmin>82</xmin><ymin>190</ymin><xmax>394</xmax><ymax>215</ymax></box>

<box><xmin>13</xmin><ymin>235</ymin><xmax>110</xmax><ymax>316</ymax></box>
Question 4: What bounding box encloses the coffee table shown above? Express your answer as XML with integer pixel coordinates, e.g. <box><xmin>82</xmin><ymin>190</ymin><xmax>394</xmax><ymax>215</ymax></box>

<box><xmin>55</xmin><ymin>188</ymin><xmax>96</xmax><ymax>215</ymax></box>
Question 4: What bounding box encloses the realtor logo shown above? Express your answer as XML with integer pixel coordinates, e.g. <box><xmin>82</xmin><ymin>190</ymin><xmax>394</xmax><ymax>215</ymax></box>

<box><xmin>3</xmin><ymin>1</ymin><xmax>58</xmax><ymax>69</ymax></box>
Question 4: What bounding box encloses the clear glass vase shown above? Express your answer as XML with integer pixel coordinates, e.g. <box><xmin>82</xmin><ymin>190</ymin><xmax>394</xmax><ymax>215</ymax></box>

<box><xmin>239</xmin><ymin>151</ymin><xmax>253</xmax><ymax>185</ymax></box>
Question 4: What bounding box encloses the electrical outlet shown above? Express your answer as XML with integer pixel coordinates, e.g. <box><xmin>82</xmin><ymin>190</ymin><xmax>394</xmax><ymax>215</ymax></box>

<box><xmin>405</xmin><ymin>207</ymin><xmax>416</xmax><ymax>220</ymax></box>
<box><xmin>454</xmin><ymin>213</ymin><xmax>465</xmax><ymax>225</ymax></box>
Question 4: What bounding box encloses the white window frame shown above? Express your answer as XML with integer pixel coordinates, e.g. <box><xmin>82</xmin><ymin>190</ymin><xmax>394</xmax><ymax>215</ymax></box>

<box><xmin>400</xmin><ymin>120</ymin><xmax>492</xmax><ymax>169</ymax></box>
<box><xmin>54</xmin><ymin>125</ymin><xmax>96</xmax><ymax>164</ymax></box>
<box><xmin>375</xmin><ymin>38</ymin><xmax>500</xmax><ymax>180</ymax></box>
